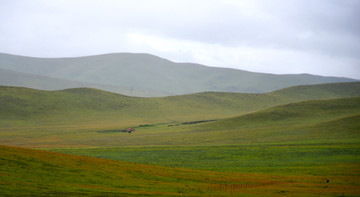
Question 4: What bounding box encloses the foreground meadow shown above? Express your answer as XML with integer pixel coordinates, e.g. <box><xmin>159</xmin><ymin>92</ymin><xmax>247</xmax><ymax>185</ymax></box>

<box><xmin>1</xmin><ymin>144</ymin><xmax>360</xmax><ymax>196</ymax></box>
<box><xmin>47</xmin><ymin>144</ymin><xmax>360</xmax><ymax>176</ymax></box>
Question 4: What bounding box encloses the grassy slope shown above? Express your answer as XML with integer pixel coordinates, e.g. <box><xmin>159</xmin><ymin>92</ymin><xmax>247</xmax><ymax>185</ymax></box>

<box><xmin>0</xmin><ymin>53</ymin><xmax>356</xmax><ymax>96</ymax></box>
<box><xmin>1</xmin><ymin>92</ymin><xmax>359</xmax><ymax>148</ymax></box>
<box><xmin>1</xmin><ymin>145</ymin><xmax>359</xmax><ymax>197</ymax></box>
<box><xmin>269</xmin><ymin>81</ymin><xmax>360</xmax><ymax>100</ymax></box>
<box><xmin>200</xmin><ymin>97</ymin><xmax>360</xmax><ymax>144</ymax></box>
<box><xmin>43</xmin><ymin>97</ymin><xmax>360</xmax><ymax>196</ymax></box>
<box><xmin>75</xmin><ymin>97</ymin><xmax>359</xmax><ymax>147</ymax></box>
<box><xmin>0</xmin><ymin>82</ymin><xmax>360</xmax><ymax>147</ymax></box>
<box><xmin>1</xmin><ymin>83</ymin><xmax>360</xmax><ymax>196</ymax></box>
<box><xmin>1</xmin><ymin>82</ymin><xmax>360</xmax><ymax>123</ymax></box>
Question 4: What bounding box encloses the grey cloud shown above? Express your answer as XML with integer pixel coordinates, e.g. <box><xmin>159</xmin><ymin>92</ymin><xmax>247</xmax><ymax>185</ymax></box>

<box><xmin>0</xmin><ymin>0</ymin><xmax>359</xmax><ymax>78</ymax></box>
<box><xmin>152</xmin><ymin>0</ymin><xmax>360</xmax><ymax>58</ymax></box>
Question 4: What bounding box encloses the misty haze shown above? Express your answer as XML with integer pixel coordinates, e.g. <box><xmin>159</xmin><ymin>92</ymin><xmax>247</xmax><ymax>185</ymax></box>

<box><xmin>1</xmin><ymin>0</ymin><xmax>359</xmax><ymax>196</ymax></box>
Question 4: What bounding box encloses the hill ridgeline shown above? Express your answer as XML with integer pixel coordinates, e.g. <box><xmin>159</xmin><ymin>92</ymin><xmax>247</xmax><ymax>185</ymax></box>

<box><xmin>0</xmin><ymin>53</ymin><xmax>357</xmax><ymax>97</ymax></box>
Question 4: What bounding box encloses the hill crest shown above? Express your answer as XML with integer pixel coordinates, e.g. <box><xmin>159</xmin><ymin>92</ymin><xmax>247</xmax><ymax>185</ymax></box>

<box><xmin>0</xmin><ymin>52</ymin><xmax>357</xmax><ymax>97</ymax></box>
<box><xmin>1</xmin><ymin>82</ymin><xmax>359</xmax><ymax>126</ymax></box>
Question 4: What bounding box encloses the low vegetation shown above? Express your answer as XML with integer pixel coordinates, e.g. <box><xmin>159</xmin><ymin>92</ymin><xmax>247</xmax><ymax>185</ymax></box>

<box><xmin>1</xmin><ymin>145</ymin><xmax>359</xmax><ymax>196</ymax></box>
<box><xmin>1</xmin><ymin>95</ymin><xmax>358</xmax><ymax>147</ymax></box>
<box><xmin>49</xmin><ymin>144</ymin><xmax>360</xmax><ymax>175</ymax></box>
<box><xmin>1</xmin><ymin>82</ymin><xmax>359</xmax><ymax>127</ymax></box>
<box><xmin>0</xmin><ymin>82</ymin><xmax>359</xmax><ymax>196</ymax></box>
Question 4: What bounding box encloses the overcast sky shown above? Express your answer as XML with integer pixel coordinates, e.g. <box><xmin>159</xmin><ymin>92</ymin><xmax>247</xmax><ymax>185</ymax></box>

<box><xmin>1</xmin><ymin>0</ymin><xmax>359</xmax><ymax>79</ymax></box>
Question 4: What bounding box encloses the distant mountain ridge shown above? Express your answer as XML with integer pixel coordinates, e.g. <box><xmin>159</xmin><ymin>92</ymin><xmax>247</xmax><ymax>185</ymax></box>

<box><xmin>0</xmin><ymin>68</ymin><xmax>167</xmax><ymax>97</ymax></box>
<box><xmin>0</xmin><ymin>53</ymin><xmax>357</xmax><ymax>97</ymax></box>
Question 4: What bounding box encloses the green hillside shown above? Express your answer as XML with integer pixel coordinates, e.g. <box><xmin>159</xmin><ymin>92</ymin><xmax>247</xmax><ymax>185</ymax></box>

<box><xmin>199</xmin><ymin>97</ymin><xmax>360</xmax><ymax>144</ymax></box>
<box><xmin>269</xmin><ymin>81</ymin><xmax>360</xmax><ymax>100</ymax></box>
<box><xmin>2</xmin><ymin>96</ymin><xmax>358</xmax><ymax>196</ymax></box>
<box><xmin>1</xmin><ymin>83</ymin><xmax>360</xmax><ymax>196</ymax></box>
<box><xmin>45</xmin><ymin>97</ymin><xmax>360</xmax><ymax>185</ymax></box>
<box><xmin>1</xmin><ymin>82</ymin><xmax>359</xmax><ymax>125</ymax></box>
<box><xmin>1</xmin><ymin>83</ymin><xmax>359</xmax><ymax>147</ymax></box>
<box><xmin>210</xmin><ymin>97</ymin><xmax>360</xmax><ymax>127</ymax></box>
<box><xmin>69</xmin><ymin>97</ymin><xmax>358</xmax><ymax>147</ymax></box>
<box><xmin>0</xmin><ymin>53</ymin><xmax>356</xmax><ymax>96</ymax></box>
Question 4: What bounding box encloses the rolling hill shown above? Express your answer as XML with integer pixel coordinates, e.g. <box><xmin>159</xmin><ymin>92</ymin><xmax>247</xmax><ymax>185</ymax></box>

<box><xmin>197</xmin><ymin>96</ymin><xmax>360</xmax><ymax>144</ymax></box>
<box><xmin>1</xmin><ymin>83</ymin><xmax>359</xmax><ymax>196</ymax></box>
<box><xmin>0</xmin><ymin>82</ymin><xmax>359</xmax><ymax>147</ymax></box>
<box><xmin>23</xmin><ymin>96</ymin><xmax>358</xmax><ymax>148</ymax></box>
<box><xmin>1</xmin><ymin>82</ymin><xmax>359</xmax><ymax>126</ymax></box>
<box><xmin>1</xmin><ymin>93</ymin><xmax>359</xmax><ymax>196</ymax></box>
<box><xmin>0</xmin><ymin>53</ymin><xmax>357</xmax><ymax>97</ymax></box>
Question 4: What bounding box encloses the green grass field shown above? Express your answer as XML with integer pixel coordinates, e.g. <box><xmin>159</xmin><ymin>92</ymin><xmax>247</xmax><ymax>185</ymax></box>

<box><xmin>47</xmin><ymin>144</ymin><xmax>360</xmax><ymax>175</ymax></box>
<box><xmin>1</xmin><ymin>82</ymin><xmax>360</xmax><ymax>196</ymax></box>
<box><xmin>2</xmin><ymin>144</ymin><xmax>360</xmax><ymax>196</ymax></box>
<box><xmin>1</xmin><ymin>96</ymin><xmax>358</xmax><ymax>147</ymax></box>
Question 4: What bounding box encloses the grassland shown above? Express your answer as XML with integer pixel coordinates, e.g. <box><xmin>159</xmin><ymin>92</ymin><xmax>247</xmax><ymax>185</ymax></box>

<box><xmin>48</xmin><ymin>144</ymin><xmax>360</xmax><ymax>175</ymax></box>
<box><xmin>1</xmin><ymin>94</ymin><xmax>359</xmax><ymax>147</ymax></box>
<box><xmin>1</xmin><ymin>144</ymin><xmax>360</xmax><ymax>196</ymax></box>
<box><xmin>1</xmin><ymin>82</ymin><xmax>359</xmax><ymax>127</ymax></box>
<box><xmin>1</xmin><ymin>82</ymin><xmax>360</xmax><ymax>196</ymax></box>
